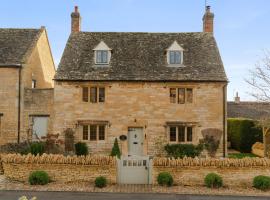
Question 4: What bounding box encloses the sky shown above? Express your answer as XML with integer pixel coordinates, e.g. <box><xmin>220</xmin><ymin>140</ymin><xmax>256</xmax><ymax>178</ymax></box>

<box><xmin>1</xmin><ymin>0</ymin><xmax>270</xmax><ymax>101</ymax></box>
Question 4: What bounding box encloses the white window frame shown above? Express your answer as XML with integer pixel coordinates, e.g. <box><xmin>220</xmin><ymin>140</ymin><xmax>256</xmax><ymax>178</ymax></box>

<box><xmin>166</xmin><ymin>41</ymin><xmax>184</xmax><ymax>66</ymax></box>
<box><xmin>93</xmin><ymin>41</ymin><xmax>112</xmax><ymax>65</ymax></box>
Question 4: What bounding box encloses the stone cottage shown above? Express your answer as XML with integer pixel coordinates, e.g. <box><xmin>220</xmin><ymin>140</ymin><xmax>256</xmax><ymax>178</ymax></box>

<box><xmin>0</xmin><ymin>27</ymin><xmax>55</xmax><ymax>145</ymax></box>
<box><xmin>53</xmin><ymin>6</ymin><xmax>228</xmax><ymax>157</ymax></box>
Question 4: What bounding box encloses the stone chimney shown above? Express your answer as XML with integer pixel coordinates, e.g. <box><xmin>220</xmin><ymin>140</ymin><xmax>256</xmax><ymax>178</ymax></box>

<box><xmin>234</xmin><ymin>92</ymin><xmax>240</xmax><ymax>103</ymax></box>
<box><xmin>71</xmin><ymin>6</ymin><xmax>81</xmax><ymax>33</ymax></box>
<box><xmin>203</xmin><ymin>6</ymin><xmax>214</xmax><ymax>33</ymax></box>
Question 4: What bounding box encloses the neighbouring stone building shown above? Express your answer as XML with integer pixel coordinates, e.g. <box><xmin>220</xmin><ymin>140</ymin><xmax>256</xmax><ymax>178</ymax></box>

<box><xmin>53</xmin><ymin>6</ymin><xmax>228</xmax><ymax>157</ymax></box>
<box><xmin>0</xmin><ymin>27</ymin><xmax>55</xmax><ymax>145</ymax></box>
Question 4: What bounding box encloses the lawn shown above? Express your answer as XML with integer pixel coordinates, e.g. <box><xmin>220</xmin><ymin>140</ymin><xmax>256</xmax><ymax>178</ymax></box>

<box><xmin>228</xmin><ymin>153</ymin><xmax>257</xmax><ymax>159</ymax></box>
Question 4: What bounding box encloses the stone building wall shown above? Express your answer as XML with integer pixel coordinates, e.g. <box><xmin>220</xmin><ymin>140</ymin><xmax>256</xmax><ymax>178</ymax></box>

<box><xmin>53</xmin><ymin>81</ymin><xmax>226</xmax><ymax>157</ymax></box>
<box><xmin>0</xmin><ymin>68</ymin><xmax>19</xmax><ymax>145</ymax></box>
<box><xmin>22</xmin><ymin>88</ymin><xmax>54</xmax><ymax>140</ymax></box>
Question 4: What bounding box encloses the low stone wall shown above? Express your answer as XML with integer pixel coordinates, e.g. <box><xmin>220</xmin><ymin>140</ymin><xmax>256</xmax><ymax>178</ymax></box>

<box><xmin>2</xmin><ymin>154</ymin><xmax>116</xmax><ymax>183</ymax></box>
<box><xmin>153</xmin><ymin>157</ymin><xmax>270</xmax><ymax>187</ymax></box>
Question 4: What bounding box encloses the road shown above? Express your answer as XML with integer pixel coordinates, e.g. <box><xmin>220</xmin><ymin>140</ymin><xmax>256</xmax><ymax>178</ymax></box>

<box><xmin>0</xmin><ymin>191</ymin><xmax>269</xmax><ymax>200</ymax></box>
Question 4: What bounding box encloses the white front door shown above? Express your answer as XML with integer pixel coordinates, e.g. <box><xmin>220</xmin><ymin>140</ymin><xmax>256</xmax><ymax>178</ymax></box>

<box><xmin>32</xmin><ymin>117</ymin><xmax>48</xmax><ymax>139</ymax></box>
<box><xmin>128</xmin><ymin>127</ymin><xmax>144</xmax><ymax>156</ymax></box>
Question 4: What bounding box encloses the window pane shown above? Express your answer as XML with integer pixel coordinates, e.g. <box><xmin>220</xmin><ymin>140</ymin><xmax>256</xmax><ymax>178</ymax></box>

<box><xmin>96</xmin><ymin>51</ymin><xmax>102</xmax><ymax>63</ymax></box>
<box><xmin>186</xmin><ymin>88</ymin><xmax>193</xmax><ymax>103</ymax></box>
<box><xmin>175</xmin><ymin>51</ymin><xmax>181</xmax><ymax>64</ymax></box>
<box><xmin>169</xmin><ymin>51</ymin><xmax>175</xmax><ymax>64</ymax></box>
<box><xmin>170</xmin><ymin>88</ymin><xmax>176</xmax><ymax>103</ymax></box>
<box><xmin>82</xmin><ymin>87</ymin><xmax>89</xmax><ymax>102</ymax></box>
<box><xmin>90</xmin><ymin>87</ymin><xmax>97</xmax><ymax>103</ymax></box>
<box><xmin>169</xmin><ymin>127</ymin><xmax>177</xmax><ymax>142</ymax></box>
<box><xmin>99</xmin><ymin>125</ymin><xmax>105</xmax><ymax>140</ymax></box>
<box><xmin>90</xmin><ymin>125</ymin><xmax>97</xmax><ymax>141</ymax></box>
<box><xmin>32</xmin><ymin>80</ymin><xmax>36</xmax><ymax>89</ymax></box>
<box><xmin>187</xmin><ymin>127</ymin><xmax>193</xmax><ymax>142</ymax></box>
<box><xmin>99</xmin><ymin>88</ymin><xmax>105</xmax><ymax>102</ymax></box>
<box><xmin>83</xmin><ymin>125</ymin><xmax>88</xmax><ymax>140</ymax></box>
<box><xmin>178</xmin><ymin>126</ymin><xmax>185</xmax><ymax>142</ymax></box>
<box><xmin>101</xmin><ymin>51</ymin><xmax>108</xmax><ymax>63</ymax></box>
<box><xmin>178</xmin><ymin>88</ymin><xmax>185</xmax><ymax>104</ymax></box>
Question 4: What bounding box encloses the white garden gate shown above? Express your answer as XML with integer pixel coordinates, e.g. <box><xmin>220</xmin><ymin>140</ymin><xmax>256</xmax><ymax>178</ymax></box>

<box><xmin>117</xmin><ymin>155</ymin><xmax>152</xmax><ymax>184</ymax></box>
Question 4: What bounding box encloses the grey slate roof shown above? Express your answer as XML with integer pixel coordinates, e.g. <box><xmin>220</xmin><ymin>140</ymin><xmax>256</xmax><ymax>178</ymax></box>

<box><xmin>0</xmin><ymin>28</ymin><xmax>41</xmax><ymax>65</ymax></box>
<box><xmin>227</xmin><ymin>102</ymin><xmax>270</xmax><ymax>120</ymax></box>
<box><xmin>55</xmin><ymin>32</ymin><xmax>227</xmax><ymax>81</ymax></box>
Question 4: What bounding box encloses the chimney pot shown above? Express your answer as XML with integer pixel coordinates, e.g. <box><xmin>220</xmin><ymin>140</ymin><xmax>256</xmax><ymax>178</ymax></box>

<box><xmin>75</xmin><ymin>6</ymin><xmax>79</xmax><ymax>13</ymax></box>
<box><xmin>234</xmin><ymin>92</ymin><xmax>240</xmax><ymax>103</ymax></box>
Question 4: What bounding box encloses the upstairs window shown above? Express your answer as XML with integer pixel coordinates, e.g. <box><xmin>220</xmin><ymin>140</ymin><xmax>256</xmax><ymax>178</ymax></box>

<box><xmin>93</xmin><ymin>41</ymin><xmax>111</xmax><ymax>65</ymax></box>
<box><xmin>82</xmin><ymin>87</ymin><xmax>105</xmax><ymax>103</ymax></box>
<box><xmin>170</xmin><ymin>88</ymin><xmax>193</xmax><ymax>104</ymax></box>
<box><xmin>169</xmin><ymin>51</ymin><xmax>181</xmax><ymax>64</ymax></box>
<box><xmin>166</xmin><ymin>41</ymin><xmax>183</xmax><ymax>66</ymax></box>
<box><xmin>96</xmin><ymin>50</ymin><xmax>108</xmax><ymax>64</ymax></box>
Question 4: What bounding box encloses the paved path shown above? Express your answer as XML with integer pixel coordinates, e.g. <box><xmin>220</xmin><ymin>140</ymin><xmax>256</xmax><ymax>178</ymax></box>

<box><xmin>0</xmin><ymin>191</ymin><xmax>269</xmax><ymax>200</ymax></box>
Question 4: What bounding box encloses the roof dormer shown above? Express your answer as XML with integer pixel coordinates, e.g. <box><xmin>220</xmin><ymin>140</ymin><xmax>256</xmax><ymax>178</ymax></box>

<box><xmin>93</xmin><ymin>41</ymin><xmax>112</xmax><ymax>65</ymax></box>
<box><xmin>166</xmin><ymin>41</ymin><xmax>184</xmax><ymax>66</ymax></box>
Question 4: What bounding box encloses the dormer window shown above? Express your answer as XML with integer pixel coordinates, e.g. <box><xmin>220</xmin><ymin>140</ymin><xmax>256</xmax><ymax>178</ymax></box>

<box><xmin>96</xmin><ymin>50</ymin><xmax>108</xmax><ymax>64</ymax></box>
<box><xmin>93</xmin><ymin>41</ymin><xmax>111</xmax><ymax>65</ymax></box>
<box><xmin>169</xmin><ymin>51</ymin><xmax>181</xmax><ymax>64</ymax></box>
<box><xmin>166</xmin><ymin>41</ymin><xmax>184</xmax><ymax>66</ymax></box>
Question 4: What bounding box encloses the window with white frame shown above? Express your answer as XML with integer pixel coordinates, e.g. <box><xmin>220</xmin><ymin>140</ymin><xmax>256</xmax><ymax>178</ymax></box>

<box><xmin>82</xmin><ymin>124</ymin><xmax>106</xmax><ymax>141</ymax></box>
<box><xmin>166</xmin><ymin>41</ymin><xmax>184</xmax><ymax>66</ymax></box>
<box><xmin>93</xmin><ymin>41</ymin><xmax>111</xmax><ymax>65</ymax></box>
<box><xmin>169</xmin><ymin>126</ymin><xmax>193</xmax><ymax>143</ymax></box>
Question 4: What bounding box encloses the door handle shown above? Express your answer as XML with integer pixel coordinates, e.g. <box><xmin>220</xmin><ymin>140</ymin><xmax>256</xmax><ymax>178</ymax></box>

<box><xmin>133</xmin><ymin>142</ymin><xmax>138</xmax><ymax>144</ymax></box>
<box><xmin>145</xmin><ymin>166</ymin><xmax>148</xmax><ymax>170</ymax></box>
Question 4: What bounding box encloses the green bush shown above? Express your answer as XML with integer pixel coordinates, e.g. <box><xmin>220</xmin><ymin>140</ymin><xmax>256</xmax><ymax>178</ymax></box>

<box><xmin>204</xmin><ymin>173</ymin><xmax>223</xmax><ymax>188</ymax></box>
<box><xmin>110</xmin><ymin>138</ymin><xmax>121</xmax><ymax>158</ymax></box>
<box><xmin>29</xmin><ymin>171</ymin><xmax>49</xmax><ymax>185</ymax></box>
<box><xmin>95</xmin><ymin>176</ymin><xmax>107</xmax><ymax>188</ymax></box>
<box><xmin>164</xmin><ymin>144</ymin><xmax>203</xmax><ymax>158</ymax></box>
<box><xmin>253</xmin><ymin>175</ymin><xmax>270</xmax><ymax>190</ymax></box>
<box><xmin>75</xmin><ymin>142</ymin><xmax>88</xmax><ymax>156</ymax></box>
<box><xmin>157</xmin><ymin>172</ymin><xmax>173</xmax><ymax>187</ymax></box>
<box><xmin>30</xmin><ymin>142</ymin><xmax>45</xmax><ymax>156</ymax></box>
<box><xmin>228</xmin><ymin>118</ymin><xmax>263</xmax><ymax>153</ymax></box>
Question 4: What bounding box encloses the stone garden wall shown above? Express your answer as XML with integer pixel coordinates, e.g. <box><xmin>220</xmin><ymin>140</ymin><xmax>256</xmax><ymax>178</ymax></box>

<box><xmin>1</xmin><ymin>154</ymin><xmax>116</xmax><ymax>183</ymax></box>
<box><xmin>153</xmin><ymin>157</ymin><xmax>270</xmax><ymax>187</ymax></box>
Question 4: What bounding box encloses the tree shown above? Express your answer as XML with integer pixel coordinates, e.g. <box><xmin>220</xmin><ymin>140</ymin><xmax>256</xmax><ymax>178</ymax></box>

<box><xmin>110</xmin><ymin>138</ymin><xmax>121</xmax><ymax>158</ymax></box>
<box><xmin>246</xmin><ymin>51</ymin><xmax>270</xmax><ymax>156</ymax></box>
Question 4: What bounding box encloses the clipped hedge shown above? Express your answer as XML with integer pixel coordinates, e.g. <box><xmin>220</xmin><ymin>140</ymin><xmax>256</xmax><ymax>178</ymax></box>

<box><xmin>204</xmin><ymin>173</ymin><xmax>223</xmax><ymax>188</ymax></box>
<box><xmin>157</xmin><ymin>172</ymin><xmax>174</xmax><ymax>186</ymax></box>
<box><xmin>253</xmin><ymin>175</ymin><xmax>270</xmax><ymax>190</ymax></box>
<box><xmin>164</xmin><ymin>144</ymin><xmax>203</xmax><ymax>158</ymax></box>
<box><xmin>227</xmin><ymin>118</ymin><xmax>263</xmax><ymax>153</ymax></box>
<box><xmin>29</xmin><ymin>170</ymin><xmax>49</xmax><ymax>185</ymax></box>
<box><xmin>95</xmin><ymin>176</ymin><xmax>107</xmax><ymax>188</ymax></box>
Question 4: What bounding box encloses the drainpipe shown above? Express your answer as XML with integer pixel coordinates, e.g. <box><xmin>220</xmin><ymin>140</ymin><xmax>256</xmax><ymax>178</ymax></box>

<box><xmin>17</xmin><ymin>66</ymin><xmax>22</xmax><ymax>143</ymax></box>
<box><xmin>223</xmin><ymin>84</ymin><xmax>227</xmax><ymax>157</ymax></box>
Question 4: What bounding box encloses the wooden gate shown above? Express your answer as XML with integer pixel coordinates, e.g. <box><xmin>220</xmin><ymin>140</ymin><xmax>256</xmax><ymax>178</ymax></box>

<box><xmin>117</xmin><ymin>155</ymin><xmax>152</xmax><ymax>184</ymax></box>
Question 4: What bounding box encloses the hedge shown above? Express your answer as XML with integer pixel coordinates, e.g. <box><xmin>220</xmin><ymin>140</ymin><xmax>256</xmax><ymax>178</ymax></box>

<box><xmin>227</xmin><ymin>118</ymin><xmax>263</xmax><ymax>153</ymax></box>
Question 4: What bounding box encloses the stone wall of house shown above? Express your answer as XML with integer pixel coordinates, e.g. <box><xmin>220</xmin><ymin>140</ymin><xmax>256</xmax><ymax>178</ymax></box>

<box><xmin>152</xmin><ymin>157</ymin><xmax>270</xmax><ymax>187</ymax></box>
<box><xmin>53</xmin><ymin>81</ymin><xmax>226</xmax><ymax>157</ymax></box>
<box><xmin>2</xmin><ymin>154</ymin><xmax>116</xmax><ymax>183</ymax></box>
<box><xmin>0</xmin><ymin>68</ymin><xmax>19</xmax><ymax>145</ymax></box>
<box><xmin>22</xmin><ymin>88</ymin><xmax>54</xmax><ymax>141</ymax></box>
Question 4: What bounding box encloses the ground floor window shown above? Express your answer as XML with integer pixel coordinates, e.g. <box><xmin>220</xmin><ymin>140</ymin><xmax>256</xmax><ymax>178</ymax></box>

<box><xmin>82</xmin><ymin>124</ymin><xmax>106</xmax><ymax>141</ymax></box>
<box><xmin>169</xmin><ymin>125</ymin><xmax>193</xmax><ymax>143</ymax></box>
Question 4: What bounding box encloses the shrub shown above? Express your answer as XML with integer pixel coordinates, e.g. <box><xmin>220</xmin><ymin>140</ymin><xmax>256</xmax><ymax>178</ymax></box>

<box><xmin>227</xmin><ymin>118</ymin><xmax>263</xmax><ymax>153</ymax></box>
<box><xmin>30</xmin><ymin>142</ymin><xmax>45</xmax><ymax>156</ymax></box>
<box><xmin>157</xmin><ymin>172</ymin><xmax>173</xmax><ymax>187</ymax></box>
<box><xmin>200</xmin><ymin>135</ymin><xmax>220</xmax><ymax>157</ymax></box>
<box><xmin>95</xmin><ymin>176</ymin><xmax>107</xmax><ymax>188</ymax></box>
<box><xmin>253</xmin><ymin>175</ymin><xmax>270</xmax><ymax>190</ymax></box>
<box><xmin>0</xmin><ymin>142</ymin><xmax>30</xmax><ymax>154</ymax></box>
<box><xmin>164</xmin><ymin>144</ymin><xmax>203</xmax><ymax>158</ymax></box>
<box><xmin>110</xmin><ymin>138</ymin><xmax>121</xmax><ymax>158</ymax></box>
<box><xmin>204</xmin><ymin>173</ymin><xmax>223</xmax><ymax>188</ymax></box>
<box><xmin>29</xmin><ymin>171</ymin><xmax>49</xmax><ymax>185</ymax></box>
<box><xmin>75</xmin><ymin>142</ymin><xmax>88</xmax><ymax>156</ymax></box>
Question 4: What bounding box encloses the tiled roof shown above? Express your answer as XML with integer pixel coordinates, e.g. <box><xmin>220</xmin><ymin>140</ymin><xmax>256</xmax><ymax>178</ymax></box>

<box><xmin>0</xmin><ymin>28</ymin><xmax>42</xmax><ymax>65</ymax></box>
<box><xmin>55</xmin><ymin>32</ymin><xmax>227</xmax><ymax>81</ymax></box>
<box><xmin>227</xmin><ymin>102</ymin><xmax>270</xmax><ymax>120</ymax></box>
